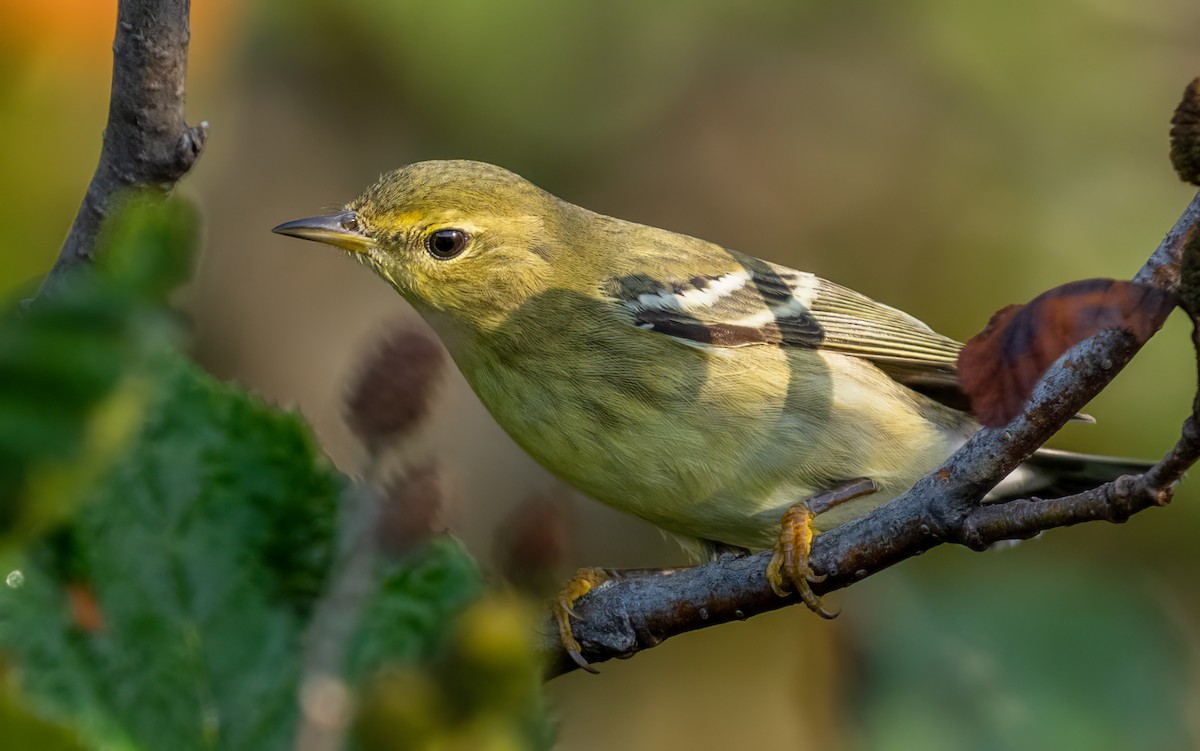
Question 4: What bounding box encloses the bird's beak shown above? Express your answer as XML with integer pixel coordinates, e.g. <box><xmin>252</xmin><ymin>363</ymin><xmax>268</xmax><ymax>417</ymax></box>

<box><xmin>271</xmin><ymin>210</ymin><xmax>371</xmax><ymax>253</ymax></box>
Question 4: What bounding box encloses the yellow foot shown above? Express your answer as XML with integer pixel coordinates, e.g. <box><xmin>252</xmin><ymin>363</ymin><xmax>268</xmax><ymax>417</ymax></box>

<box><xmin>766</xmin><ymin>503</ymin><xmax>835</xmax><ymax>618</ymax></box>
<box><xmin>554</xmin><ymin>567</ymin><xmax>610</xmax><ymax>673</ymax></box>
<box><xmin>766</xmin><ymin>478</ymin><xmax>879</xmax><ymax>619</ymax></box>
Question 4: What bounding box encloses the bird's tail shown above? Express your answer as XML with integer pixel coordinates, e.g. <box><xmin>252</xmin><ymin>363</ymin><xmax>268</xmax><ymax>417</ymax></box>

<box><xmin>988</xmin><ymin>447</ymin><xmax>1154</xmax><ymax>502</ymax></box>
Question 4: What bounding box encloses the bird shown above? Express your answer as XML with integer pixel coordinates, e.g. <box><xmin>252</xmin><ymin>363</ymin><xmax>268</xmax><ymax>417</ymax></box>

<box><xmin>274</xmin><ymin>159</ymin><xmax>1147</xmax><ymax>668</ymax></box>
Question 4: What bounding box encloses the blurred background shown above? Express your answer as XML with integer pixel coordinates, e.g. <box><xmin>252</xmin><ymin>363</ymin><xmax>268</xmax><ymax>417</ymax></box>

<box><xmin>3</xmin><ymin>0</ymin><xmax>1200</xmax><ymax>748</ymax></box>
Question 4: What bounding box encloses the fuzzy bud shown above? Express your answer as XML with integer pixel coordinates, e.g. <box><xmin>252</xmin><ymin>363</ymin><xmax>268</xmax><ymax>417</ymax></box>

<box><xmin>377</xmin><ymin>463</ymin><xmax>443</xmax><ymax>556</ymax></box>
<box><xmin>345</xmin><ymin>325</ymin><xmax>445</xmax><ymax>451</ymax></box>
<box><xmin>496</xmin><ymin>493</ymin><xmax>571</xmax><ymax>593</ymax></box>
<box><xmin>1170</xmin><ymin>78</ymin><xmax>1200</xmax><ymax>186</ymax></box>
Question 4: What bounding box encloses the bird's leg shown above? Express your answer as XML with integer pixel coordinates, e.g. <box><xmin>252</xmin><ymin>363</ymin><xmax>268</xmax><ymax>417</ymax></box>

<box><xmin>555</xmin><ymin>566</ymin><xmax>687</xmax><ymax>673</ymax></box>
<box><xmin>766</xmin><ymin>478</ymin><xmax>879</xmax><ymax>618</ymax></box>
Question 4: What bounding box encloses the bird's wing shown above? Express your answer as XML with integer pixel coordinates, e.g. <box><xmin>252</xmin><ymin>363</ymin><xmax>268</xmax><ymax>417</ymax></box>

<box><xmin>601</xmin><ymin>253</ymin><xmax>967</xmax><ymax>408</ymax></box>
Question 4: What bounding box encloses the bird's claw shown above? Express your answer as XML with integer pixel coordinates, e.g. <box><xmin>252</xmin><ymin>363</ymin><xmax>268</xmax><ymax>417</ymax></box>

<box><xmin>766</xmin><ymin>478</ymin><xmax>879</xmax><ymax>619</ymax></box>
<box><xmin>766</xmin><ymin>502</ymin><xmax>837</xmax><ymax>618</ymax></box>
<box><xmin>554</xmin><ymin>567</ymin><xmax>610</xmax><ymax>673</ymax></box>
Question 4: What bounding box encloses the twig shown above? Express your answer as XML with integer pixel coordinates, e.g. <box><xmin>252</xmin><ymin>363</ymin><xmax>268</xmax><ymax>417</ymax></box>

<box><xmin>540</xmin><ymin>189</ymin><xmax>1200</xmax><ymax>679</ymax></box>
<box><xmin>294</xmin><ymin>471</ymin><xmax>386</xmax><ymax>751</ymax></box>
<box><xmin>38</xmin><ymin>0</ymin><xmax>207</xmax><ymax>300</ymax></box>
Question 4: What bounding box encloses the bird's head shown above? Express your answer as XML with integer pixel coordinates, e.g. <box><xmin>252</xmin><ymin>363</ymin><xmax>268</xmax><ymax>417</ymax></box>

<box><xmin>274</xmin><ymin>160</ymin><xmax>567</xmax><ymax>334</ymax></box>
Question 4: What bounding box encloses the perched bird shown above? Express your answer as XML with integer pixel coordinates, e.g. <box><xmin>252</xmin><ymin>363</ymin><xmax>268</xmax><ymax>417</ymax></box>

<box><xmin>274</xmin><ymin>160</ymin><xmax>1146</xmax><ymax>668</ymax></box>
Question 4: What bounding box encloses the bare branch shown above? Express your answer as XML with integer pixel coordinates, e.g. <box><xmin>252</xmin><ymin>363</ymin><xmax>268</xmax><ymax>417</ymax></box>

<box><xmin>540</xmin><ymin>189</ymin><xmax>1200</xmax><ymax>680</ymax></box>
<box><xmin>38</xmin><ymin>0</ymin><xmax>207</xmax><ymax>299</ymax></box>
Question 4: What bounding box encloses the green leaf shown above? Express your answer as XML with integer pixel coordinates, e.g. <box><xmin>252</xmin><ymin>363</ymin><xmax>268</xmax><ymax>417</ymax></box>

<box><xmin>0</xmin><ymin>196</ymin><xmax>197</xmax><ymax>550</ymax></box>
<box><xmin>0</xmin><ymin>355</ymin><xmax>341</xmax><ymax>750</ymax></box>
<box><xmin>0</xmin><ymin>667</ymin><xmax>90</xmax><ymax>751</ymax></box>
<box><xmin>1</xmin><ymin>192</ymin><xmax>527</xmax><ymax>749</ymax></box>
<box><xmin>96</xmin><ymin>197</ymin><xmax>199</xmax><ymax>304</ymax></box>
<box><xmin>349</xmin><ymin>536</ymin><xmax>484</xmax><ymax>679</ymax></box>
<box><xmin>1</xmin><ymin>355</ymin><xmax>486</xmax><ymax>751</ymax></box>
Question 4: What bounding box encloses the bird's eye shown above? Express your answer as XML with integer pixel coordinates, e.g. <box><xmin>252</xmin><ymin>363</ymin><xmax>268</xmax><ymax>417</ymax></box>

<box><xmin>426</xmin><ymin>229</ymin><xmax>469</xmax><ymax>259</ymax></box>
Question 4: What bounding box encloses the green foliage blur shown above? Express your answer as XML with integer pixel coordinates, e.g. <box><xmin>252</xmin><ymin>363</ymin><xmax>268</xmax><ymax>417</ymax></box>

<box><xmin>0</xmin><ymin>199</ymin><xmax>549</xmax><ymax>749</ymax></box>
<box><xmin>3</xmin><ymin>1</ymin><xmax>1200</xmax><ymax>749</ymax></box>
<box><xmin>850</xmin><ymin>553</ymin><xmax>1193</xmax><ymax>751</ymax></box>
<box><xmin>1</xmin><ymin>198</ymin><xmax>193</xmax><ymax>552</ymax></box>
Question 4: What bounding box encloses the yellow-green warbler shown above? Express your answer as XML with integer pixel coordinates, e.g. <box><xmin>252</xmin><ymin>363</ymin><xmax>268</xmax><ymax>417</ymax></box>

<box><xmin>275</xmin><ymin>160</ymin><xmax>1145</xmax><ymax>667</ymax></box>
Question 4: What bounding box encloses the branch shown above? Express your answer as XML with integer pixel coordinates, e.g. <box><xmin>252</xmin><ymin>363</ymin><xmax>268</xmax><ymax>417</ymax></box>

<box><xmin>294</xmin><ymin>478</ymin><xmax>385</xmax><ymax>751</ymax></box>
<box><xmin>37</xmin><ymin>0</ymin><xmax>207</xmax><ymax>299</ymax></box>
<box><xmin>540</xmin><ymin>185</ymin><xmax>1200</xmax><ymax>679</ymax></box>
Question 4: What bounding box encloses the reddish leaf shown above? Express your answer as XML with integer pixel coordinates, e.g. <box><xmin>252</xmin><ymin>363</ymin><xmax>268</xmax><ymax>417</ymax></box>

<box><xmin>65</xmin><ymin>582</ymin><xmax>105</xmax><ymax>632</ymax></box>
<box><xmin>958</xmin><ymin>278</ymin><xmax>1177</xmax><ymax>427</ymax></box>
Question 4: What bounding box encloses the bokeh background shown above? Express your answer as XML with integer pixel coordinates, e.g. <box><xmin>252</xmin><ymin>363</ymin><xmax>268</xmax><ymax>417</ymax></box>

<box><xmin>4</xmin><ymin>1</ymin><xmax>1200</xmax><ymax>748</ymax></box>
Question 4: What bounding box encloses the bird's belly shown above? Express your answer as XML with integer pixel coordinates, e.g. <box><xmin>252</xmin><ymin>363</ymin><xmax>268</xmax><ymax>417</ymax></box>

<box><xmin>462</xmin><ymin>342</ymin><xmax>964</xmax><ymax>551</ymax></box>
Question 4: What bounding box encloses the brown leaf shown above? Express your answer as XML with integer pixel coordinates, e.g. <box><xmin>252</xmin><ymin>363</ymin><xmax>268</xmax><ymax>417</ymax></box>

<box><xmin>958</xmin><ymin>278</ymin><xmax>1176</xmax><ymax>427</ymax></box>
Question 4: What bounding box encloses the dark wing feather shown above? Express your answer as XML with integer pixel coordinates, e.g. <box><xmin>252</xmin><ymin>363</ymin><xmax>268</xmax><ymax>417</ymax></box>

<box><xmin>601</xmin><ymin>254</ymin><xmax>1095</xmax><ymax>421</ymax></box>
<box><xmin>602</xmin><ymin>256</ymin><xmax>968</xmax><ymax>408</ymax></box>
